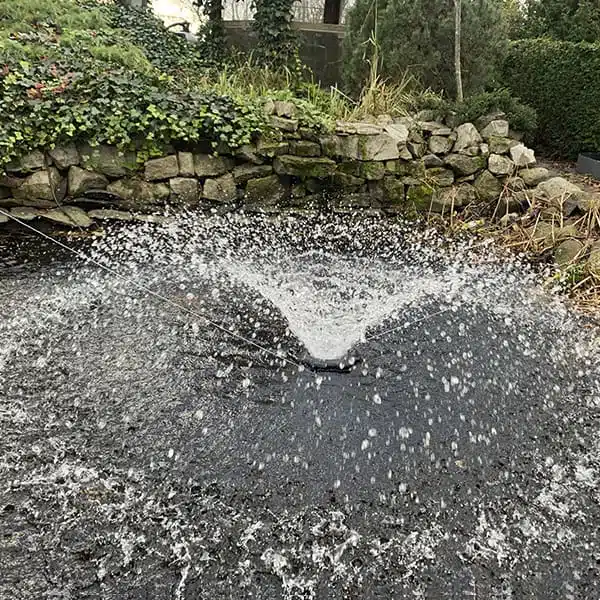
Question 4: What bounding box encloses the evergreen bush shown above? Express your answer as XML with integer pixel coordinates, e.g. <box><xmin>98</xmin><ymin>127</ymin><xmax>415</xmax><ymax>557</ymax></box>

<box><xmin>503</xmin><ymin>38</ymin><xmax>600</xmax><ymax>157</ymax></box>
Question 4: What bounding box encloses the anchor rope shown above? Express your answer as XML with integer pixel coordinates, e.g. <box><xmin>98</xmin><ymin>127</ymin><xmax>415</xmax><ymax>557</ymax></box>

<box><xmin>0</xmin><ymin>208</ymin><xmax>304</xmax><ymax>369</ymax></box>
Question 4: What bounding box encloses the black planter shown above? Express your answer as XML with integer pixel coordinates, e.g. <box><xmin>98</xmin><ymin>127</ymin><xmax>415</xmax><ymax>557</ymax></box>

<box><xmin>576</xmin><ymin>152</ymin><xmax>600</xmax><ymax>179</ymax></box>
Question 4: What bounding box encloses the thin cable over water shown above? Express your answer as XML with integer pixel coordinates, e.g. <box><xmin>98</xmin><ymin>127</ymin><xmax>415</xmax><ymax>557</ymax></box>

<box><xmin>0</xmin><ymin>208</ymin><xmax>303</xmax><ymax>369</ymax></box>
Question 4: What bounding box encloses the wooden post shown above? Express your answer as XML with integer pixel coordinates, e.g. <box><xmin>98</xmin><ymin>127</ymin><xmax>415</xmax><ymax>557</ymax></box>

<box><xmin>454</xmin><ymin>0</ymin><xmax>463</xmax><ymax>102</ymax></box>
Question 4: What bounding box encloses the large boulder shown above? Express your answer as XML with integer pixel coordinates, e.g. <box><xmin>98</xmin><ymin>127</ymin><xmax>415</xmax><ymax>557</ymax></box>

<box><xmin>474</xmin><ymin>169</ymin><xmax>503</xmax><ymax>201</ymax></box>
<box><xmin>520</xmin><ymin>167</ymin><xmax>550</xmax><ymax>187</ymax></box>
<box><xmin>43</xmin><ymin>206</ymin><xmax>93</xmax><ymax>228</ymax></box>
<box><xmin>428</xmin><ymin>135</ymin><xmax>453</xmax><ymax>154</ymax></box>
<box><xmin>444</xmin><ymin>154</ymin><xmax>486</xmax><ymax>176</ymax></box>
<box><xmin>193</xmin><ymin>154</ymin><xmax>234</xmax><ymax>177</ymax></box>
<box><xmin>245</xmin><ymin>175</ymin><xmax>286</xmax><ymax>204</ymax></box>
<box><xmin>48</xmin><ymin>144</ymin><xmax>80</xmax><ymax>170</ymax></box>
<box><xmin>480</xmin><ymin>120</ymin><xmax>509</xmax><ymax>139</ymax></box>
<box><xmin>273</xmin><ymin>155</ymin><xmax>336</xmax><ymax>179</ymax></box>
<box><xmin>169</xmin><ymin>177</ymin><xmax>200</xmax><ymax>206</ymax></box>
<box><xmin>202</xmin><ymin>173</ymin><xmax>237</xmax><ymax>202</ymax></box>
<box><xmin>509</xmin><ymin>144</ymin><xmax>536</xmax><ymax>168</ymax></box>
<box><xmin>488</xmin><ymin>154</ymin><xmax>515</xmax><ymax>176</ymax></box>
<box><xmin>79</xmin><ymin>144</ymin><xmax>137</xmax><ymax>178</ymax></box>
<box><xmin>453</xmin><ymin>123</ymin><xmax>482</xmax><ymax>153</ymax></box>
<box><xmin>6</xmin><ymin>150</ymin><xmax>45</xmax><ymax>173</ymax></box>
<box><xmin>144</xmin><ymin>155</ymin><xmax>179</xmax><ymax>181</ymax></box>
<box><xmin>107</xmin><ymin>178</ymin><xmax>169</xmax><ymax>209</ymax></box>
<box><xmin>232</xmin><ymin>164</ymin><xmax>273</xmax><ymax>185</ymax></box>
<box><xmin>13</xmin><ymin>168</ymin><xmax>66</xmax><ymax>201</ymax></box>
<box><xmin>68</xmin><ymin>167</ymin><xmax>108</xmax><ymax>197</ymax></box>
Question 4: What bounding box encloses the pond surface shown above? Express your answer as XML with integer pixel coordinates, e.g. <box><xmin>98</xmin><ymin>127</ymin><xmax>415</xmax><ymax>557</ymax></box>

<box><xmin>1</xmin><ymin>213</ymin><xmax>599</xmax><ymax>599</ymax></box>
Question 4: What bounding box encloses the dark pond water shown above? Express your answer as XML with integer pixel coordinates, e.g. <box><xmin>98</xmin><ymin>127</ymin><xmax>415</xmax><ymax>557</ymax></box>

<box><xmin>1</xmin><ymin>213</ymin><xmax>599</xmax><ymax>599</ymax></box>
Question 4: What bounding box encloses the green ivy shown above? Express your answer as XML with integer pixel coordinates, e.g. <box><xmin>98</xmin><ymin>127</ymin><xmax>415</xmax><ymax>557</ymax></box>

<box><xmin>193</xmin><ymin>0</ymin><xmax>228</xmax><ymax>66</ymax></box>
<box><xmin>503</xmin><ymin>38</ymin><xmax>600</xmax><ymax>158</ymax></box>
<box><xmin>0</xmin><ymin>57</ymin><xmax>264</xmax><ymax>170</ymax></box>
<box><xmin>252</xmin><ymin>0</ymin><xmax>299</xmax><ymax>70</ymax></box>
<box><xmin>101</xmin><ymin>2</ymin><xmax>210</xmax><ymax>73</ymax></box>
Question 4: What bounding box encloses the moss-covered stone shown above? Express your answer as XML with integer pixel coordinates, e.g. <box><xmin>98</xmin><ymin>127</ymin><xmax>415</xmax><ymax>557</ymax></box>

<box><xmin>395</xmin><ymin>160</ymin><xmax>426</xmax><ymax>179</ymax></box>
<box><xmin>203</xmin><ymin>173</ymin><xmax>237</xmax><ymax>202</ymax></box>
<box><xmin>79</xmin><ymin>144</ymin><xmax>137</xmax><ymax>178</ymax></box>
<box><xmin>474</xmin><ymin>169</ymin><xmax>503</xmax><ymax>201</ymax></box>
<box><xmin>257</xmin><ymin>139</ymin><xmax>289</xmax><ymax>157</ymax></box>
<box><xmin>444</xmin><ymin>154</ymin><xmax>486</xmax><ymax>177</ymax></box>
<box><xmin>290</xmin><ymin>140</ymin><xmax>321</xmax><ymax>157</ymax></box>
<box><xmin>407</xmin><ymin>183</ymin><xmax>435</xmax><ymax>211</ymax></box>
<box><xmin>432</xmin><ymin>183</ymin><xmax>477</xmax><ymax>211</ymax></box>
<box><xmin>554</xmin><ymin>239</ymin><xmax>584</xmax><ymax>266</ymax></box>
<box><xmin>193</xmin><ymin>154</ymin><xmax>233</xmax><ymax>178</ymax></box>
<box><xmin>14</xmin><ymin>168</ymin><xmax>66</xmax><ymax>201</ymax></box>
<box><xmin>273</xmin><ymin>155</ymin><xmax>336</xmax><ymax>179</ymax></box>
<box><xmin>245</xmin><ymin>174</ymin><xmax>286</xmax><ymax>204</ymax></box>
<box><xmin>425</xmin><ymin>167</ymin><xmax>454</xmax><ymax>187</ymax></box>
<box><xmin>332</xmin><ymin>172</ymin><xmax>365</xmax><ymax>187</ymax></box>
<box><xmin>232</xmin><ymin>164</ymin><xmax>273</xmax><ymax>184</ymax></box>
<box><xmin>488</xmin><ymin>136</ymin><xmax>517</xmax><ymax>155</ymax></box>
<box><xmin>107</xmin><ymin>178</ymin><xmax>169</xmax><ymax>209</ymax></box>
<box><xmin>382</xmin><ymin>177</ymin><xmax>405</xmax><ymax>205</ymax></box>
<box><xmin>359</xmin><ymin>161</ymin><xmax>385</xmax><ymax>180</ymax></box>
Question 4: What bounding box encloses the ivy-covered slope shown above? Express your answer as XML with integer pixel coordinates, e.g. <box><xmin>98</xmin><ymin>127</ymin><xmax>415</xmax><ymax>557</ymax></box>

<box><xmin>0</xmin><ymin>0</ymin><xmax>263</xmax><ymax>169</ymax></box>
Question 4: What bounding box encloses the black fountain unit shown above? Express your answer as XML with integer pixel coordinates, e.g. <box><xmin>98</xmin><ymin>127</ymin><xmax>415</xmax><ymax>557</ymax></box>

<box><xmin>299</xmin><ymin>352</ymin><xmax>362</xmax><ymax>373</ymax></box>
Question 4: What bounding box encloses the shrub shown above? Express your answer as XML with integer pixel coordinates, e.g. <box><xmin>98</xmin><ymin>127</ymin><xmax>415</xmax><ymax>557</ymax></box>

<box><xmin>342</xmin><ymin>0</ymin><xmax>508</xmax><ymax>99</ymax></box>
<box><xmin>452</xmin><ymin>88</ymin><xmax>538</xmax><ymax>137</ymax></box>
<box><xmin>503</xmin><ymin>38</ymin><xmax>600</xmax><ymax>157</ymax></box>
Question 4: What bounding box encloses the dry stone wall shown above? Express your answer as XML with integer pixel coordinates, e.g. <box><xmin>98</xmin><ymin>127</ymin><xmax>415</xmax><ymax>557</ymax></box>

<box><xmin>0</xmin><ymin>108</ymin><xmax>594</xmax><ymax>228</ymax></box>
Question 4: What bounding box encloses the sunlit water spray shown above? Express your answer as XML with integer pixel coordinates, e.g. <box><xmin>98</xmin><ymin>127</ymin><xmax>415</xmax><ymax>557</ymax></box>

<box><xmin>1</xmin><ymin>212</ymin><xmax>600</xmax><ymax>599</ymax></box>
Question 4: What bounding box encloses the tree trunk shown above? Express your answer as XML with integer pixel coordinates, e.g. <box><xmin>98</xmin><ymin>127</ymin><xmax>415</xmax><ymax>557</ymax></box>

<box><xmin>323</xmin><ymin>0</ymin><xmax>342</xmax><ymax>24</ymax></box>
<box><xmin>454</xmin><ymin>0</ymin><xmax>463</xmax><ymax>102</ymax></box>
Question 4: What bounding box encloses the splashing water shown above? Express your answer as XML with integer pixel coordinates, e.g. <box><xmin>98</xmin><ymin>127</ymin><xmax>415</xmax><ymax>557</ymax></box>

<box><xmin>224</xmin><ymin>253</ymin><xmax>456</xmax><ymax>360</ymax></box>
<box><xmin>1</xmin><ymin>212</ymin><xmax>600</xmax><ymax>599</ymax></box>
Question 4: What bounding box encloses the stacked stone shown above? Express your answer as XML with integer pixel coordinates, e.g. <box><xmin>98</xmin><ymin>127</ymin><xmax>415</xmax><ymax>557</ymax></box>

<box><xmin>1</xmin><ymin>108</ymin><xmax>598</xmax><ymax>234</ymax></box>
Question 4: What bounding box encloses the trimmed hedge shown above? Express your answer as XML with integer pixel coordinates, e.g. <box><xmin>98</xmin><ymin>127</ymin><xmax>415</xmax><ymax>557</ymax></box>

<box><xmin>503</xmin><ymin>39</ymin><xmax>600</xmax><ymax>158</ymax></box>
